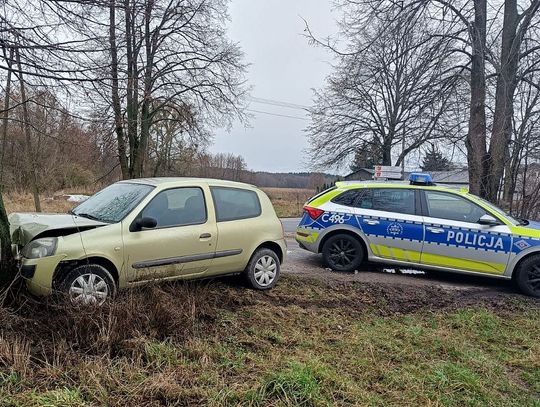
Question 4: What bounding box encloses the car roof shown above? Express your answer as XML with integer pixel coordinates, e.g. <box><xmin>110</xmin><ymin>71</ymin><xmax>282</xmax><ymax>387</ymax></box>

<box><xmin>118</xmin><ymin>177</ymin><xmax>257</xmax><ymax>189</ymax></box>
<box><xmin>335</xmin><ymin>180</ymin><xmax>468</xmax><ymax>195</ymax></box>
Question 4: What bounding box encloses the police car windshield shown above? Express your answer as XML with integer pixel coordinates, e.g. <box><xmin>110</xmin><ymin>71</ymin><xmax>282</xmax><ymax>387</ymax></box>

<box><xmin>474</xmin><ymin>196</ymin><xmax>521</xmax><ymax>226</ymax></box>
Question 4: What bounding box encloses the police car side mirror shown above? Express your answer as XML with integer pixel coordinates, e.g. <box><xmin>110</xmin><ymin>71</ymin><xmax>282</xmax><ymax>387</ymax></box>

<box><xmin>478</xmin><ymin>214</ymin><xmax>501</xmax><ymax>226</ymax></box>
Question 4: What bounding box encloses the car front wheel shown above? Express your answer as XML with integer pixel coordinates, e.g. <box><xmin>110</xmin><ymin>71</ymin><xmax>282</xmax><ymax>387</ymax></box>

<box><xmin>245</xmin><ymin>248</ymin><xmax>281</xmax><ymax>290</ymax></box>
<box><xmin>60</xmin><ymin>264</ymin><xmax>116</xmax><ymax>305</ymax></box>
<box><xmin>515</xmin><ymin>254</ymin><xmax>540</xmax><ymax>298</ymax></box>
<box><xmin>322</xmin><ymin>233</ymin><xmax>364</xmax><ymax>272</ymax></box>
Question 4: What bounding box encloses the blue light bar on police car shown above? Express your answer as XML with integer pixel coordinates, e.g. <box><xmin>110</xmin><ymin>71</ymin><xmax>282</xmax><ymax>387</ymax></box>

<box><xmin>409</xmin><ymin>173</ymin><xmax>433</xmax><ymax>185</ymax></box>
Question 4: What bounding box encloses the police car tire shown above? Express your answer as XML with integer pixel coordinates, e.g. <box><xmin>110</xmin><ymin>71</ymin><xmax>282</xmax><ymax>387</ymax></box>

<box><xmin>244</xmin><ymin>248</ymin><xmax>281</xmax><ymax>290</ymax></box>
<box><xmin>322</xmin><ymin>234</ymin><xmax>364</xmax><ymax>272</ymax></box>
<box><xmin>515</xmin><ymin>255</ymin><xmax>540</xmax><ymax>298</ymax></box>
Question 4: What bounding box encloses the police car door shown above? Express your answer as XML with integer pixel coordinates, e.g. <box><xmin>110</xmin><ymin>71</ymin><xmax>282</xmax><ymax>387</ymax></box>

<box><xmin>420</xmin><ymin>190</ymin><xmax>512</xmax><ymax>275</ymax></box>
<box><xmin>353</xmin><ymin>188</ymin><xmax>424</xmax><ymax>264</ymax></box>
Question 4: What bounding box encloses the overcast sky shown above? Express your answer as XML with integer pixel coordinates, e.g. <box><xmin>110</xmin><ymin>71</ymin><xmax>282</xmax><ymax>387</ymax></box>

<box><xmin>209</xmin><ymin>0</ymin><xmax>338</xmax><ymax>173</ymax></box>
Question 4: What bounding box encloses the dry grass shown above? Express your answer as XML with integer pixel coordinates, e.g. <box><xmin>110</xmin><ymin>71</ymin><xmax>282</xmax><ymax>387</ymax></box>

<box><xmin>4</xmin><ymin>187</ymin><xmax>315</xmax><ymax>217</ymax></box>
<box><xmin>3</xmin><ymin>187</ymin><xmax>98</xmax><ymax>214</ymax></box>
<box><xmin>262</xmin><ymin>188</ymin><xmax>315</xmax><ymax>218</ymax></box>
<box><xmin>0</xmin><ymin>277</ymin><xmax>539</xmax><ymax>406</ymax></box>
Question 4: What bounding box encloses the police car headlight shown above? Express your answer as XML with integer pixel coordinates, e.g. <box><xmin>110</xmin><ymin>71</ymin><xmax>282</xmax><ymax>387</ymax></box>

<box><xmin>21</xmin><ymin>238</ymin><xmax>58</xmax><ymax>259</ymax></box>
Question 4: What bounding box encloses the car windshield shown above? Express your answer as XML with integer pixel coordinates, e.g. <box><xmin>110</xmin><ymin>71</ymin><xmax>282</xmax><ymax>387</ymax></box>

<box><xmin>473</xmin><ymin>195</ymin><xmax>522</xmax><ymax>226</ymax></box>
<box><xmin>71</xmin><ymin>183</ymin><xmax>154</xmax><ymax>223</ymax></box>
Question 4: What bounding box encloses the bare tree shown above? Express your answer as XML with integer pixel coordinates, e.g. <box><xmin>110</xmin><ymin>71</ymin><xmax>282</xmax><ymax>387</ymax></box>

<box><xmin>305</xmin><ymin>4</ymin><xmax>460</xmax><ymax>169</ymax></box>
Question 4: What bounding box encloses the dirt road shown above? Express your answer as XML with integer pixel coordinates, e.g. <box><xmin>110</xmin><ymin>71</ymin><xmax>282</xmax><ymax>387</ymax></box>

<box><xmin>282</xmin><ymin>236</ymin><xmax>519</xmax><ymax>296</ymax></box>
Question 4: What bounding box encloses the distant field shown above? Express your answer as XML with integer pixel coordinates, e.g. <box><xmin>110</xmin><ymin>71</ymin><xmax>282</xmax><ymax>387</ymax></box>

<box><xmin>4</xmin><ymin>192</ymin><xmax>81</xmax><ymax>214</ymax></box>
<box><xmin>262</xmin><ymin>188</ymin><xmax>315</xmax><ymax>218</ymax></box>
<box><xmin>4</xmin><ymin>187</ymin><xmax>316</xmax><ymax>218</ymax></box>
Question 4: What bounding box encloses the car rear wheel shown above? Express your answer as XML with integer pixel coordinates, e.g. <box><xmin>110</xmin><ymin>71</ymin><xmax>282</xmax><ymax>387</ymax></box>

<box><xmin>515</xmin><ymin>255</ymin><xmax>540</xmax><ymax>298</ymax></box>
<box><xmin>60</xmin><ymin>264</ymin><xmax>116</xmax><ymax>305</ymax></box>
<box><xmin>322</xmin><ymin>234</ymin><xmax>364</xmax><ymax>272</ymax></box>
<box><xmin>245</xmin><ymin>248</ymin><xmax>281</xmax><ymax>290</ymax></box>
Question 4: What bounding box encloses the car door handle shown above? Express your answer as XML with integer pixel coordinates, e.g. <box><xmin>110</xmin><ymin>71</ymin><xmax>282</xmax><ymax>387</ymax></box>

<box><xmin>427</xmin><ymin>227</ymin><xmax>445</xmax><ymax>234</ymax></box>
<box><xmin>199</xmin><ymin>233</ymin><xmax>212</xmax><ymax>239</ymax></box>
<box><xmin>363</xmin><ymin>219</ymin><xmax>380</xmax><ymax>225</ymax></box>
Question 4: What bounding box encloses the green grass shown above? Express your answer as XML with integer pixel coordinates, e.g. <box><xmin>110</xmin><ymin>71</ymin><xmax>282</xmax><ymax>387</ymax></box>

<box><xmin>0</xmin><ymin>277</ymin><xmax>539</xmax><ymax>406</ymax></box>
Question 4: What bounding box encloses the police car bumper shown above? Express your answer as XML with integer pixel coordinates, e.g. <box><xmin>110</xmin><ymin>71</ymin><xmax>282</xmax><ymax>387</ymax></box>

<box><xmin>295</xmin><ymin>228</ymin><xmax>319</xmax><ymax>253</ymax></box>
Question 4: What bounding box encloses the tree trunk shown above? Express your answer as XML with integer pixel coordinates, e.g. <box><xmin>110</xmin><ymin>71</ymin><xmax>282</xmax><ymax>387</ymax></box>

<box><xmin>15</xmin><ymin>47</ymin><xmax>41</xmax><ymax>212</ymax></box>
<box><xmin>485</xmin><ymin>0</ymin><xmax>520</xmax><ymax>202</ymax></box>
<box><xmin>381</xmin><ymin>137</ymin><xmax>392</xmax><ymax>165</ymax></box>
<box><xmin>109</xmin><ymin>0</ymin><xmax>129</xmax><ymax>180</ymax></box>
<box><xmin>1</xmin><ymin>48</ymin><xmax>13</xmax><ymax>185</ymax></box>
<box><xmin>466</xmin><ymin>0</ymin><xmax>488</xmax><ymax>197</ymax></box>
<box><xmin>125</xmin><ymin>0</ymin><xmax>139</xmax><ymax>178</ymax></box>
<box><xmin>0</xmin><ymin>49</ymin><xmax>16</xmax><ymax>287</ymax></box>
<box><xmin>0</xmin><ymin>188</ymin><xmax>16</xmax><ymax>287</ymax></box>
<box><xmin>134</xmin><ymin>0</ymin><xmax>155</xmax><ymax>179</ymax></box>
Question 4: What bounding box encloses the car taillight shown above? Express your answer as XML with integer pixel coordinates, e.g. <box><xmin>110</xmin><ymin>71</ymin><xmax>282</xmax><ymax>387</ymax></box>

<box><xmin>304</xmin><ymin>206</ymin><xmax>324</xmax><ymax>220</ymax></box>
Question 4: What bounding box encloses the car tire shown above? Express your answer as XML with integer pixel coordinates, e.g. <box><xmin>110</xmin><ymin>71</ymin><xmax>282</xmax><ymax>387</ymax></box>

<box><xmin>244</xmin><ymin>248</ymin><xmax>281</xmax><ymax>290</ymax></box>
<box><xmin>60</xmin><ymin>264</ymin><xmax>116</xmax><ymax>305</ymax></box>
<box><xmin>322</xmin><ymin>233</ymin><xmax>364</xmax><ymax>272</ymax></box>
<box><xmin>514</xmin><ymin>255</ymin><xmax>540</xmax><ymax>298</ymax></box>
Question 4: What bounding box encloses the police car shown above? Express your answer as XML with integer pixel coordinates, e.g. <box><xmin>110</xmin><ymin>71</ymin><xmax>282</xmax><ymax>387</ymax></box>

<box><xmin>296</xmin><ymin>173</ymin><xmax>540</xmax><ymax>298</ymax></box>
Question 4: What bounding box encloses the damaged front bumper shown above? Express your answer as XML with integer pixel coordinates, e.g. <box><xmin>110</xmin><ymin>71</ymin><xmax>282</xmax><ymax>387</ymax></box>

<box><xmin>18</xmin><ymin>254</ymin><xmax>67</xmax><ymax>296</ymax></box>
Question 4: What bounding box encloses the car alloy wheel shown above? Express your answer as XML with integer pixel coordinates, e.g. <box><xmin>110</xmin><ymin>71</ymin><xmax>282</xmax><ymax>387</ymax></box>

<box><xmin>514</xmin><ymin>254</ymin><xmax>540</xmax><ymax>298</ymax></box>
<box><xmin>322</xmin><ymin>234</ymin><xmax>364</xmax><ymax>272</ymax></box>
<box><xmin>524</xmin><ymin>264</ymin><xmax>540</xmax><ymax>293</ymax></box>
<box><xmin>328</xmin><ymin>238</ymin><xmax>358</xmax><ymax>268</ymax></box>
<box><xmin>254</xmin><ymin>255</ymin><xmax>278</xmax><ymax>287</ymax></box>
<box><xmin>69</xmin><ymin>273</ymin><xmax>109</xmax><ymax>305</ymax></box>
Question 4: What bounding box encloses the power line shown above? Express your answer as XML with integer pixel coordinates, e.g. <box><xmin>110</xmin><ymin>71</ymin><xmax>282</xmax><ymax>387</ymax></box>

<box><xmin>248</xmin><ymin>96</ymin><xmax>310</xmax><ymax>111</ymax></box>
<box><xmin>246</xmin><ymin>109</ymin><xmax>309</xmax><ymax>121</ymax></box>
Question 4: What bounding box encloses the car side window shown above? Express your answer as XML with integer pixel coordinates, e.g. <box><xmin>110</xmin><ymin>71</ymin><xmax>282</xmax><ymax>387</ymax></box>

<box><xmin>141</xmin><ymin>187</ymin><xmax>207</xmax><ymax>228</ymax></box>
<box><xmin>425</xmin><ymin>191</ymin><xmax>487</xmax><ymax>223</ymax></box>
<box><xmin>211</xmin><ymin>187</ymin><xmax>261</xmax><ymax>222</ymax></box>
<box><xmin>356</xmin><ymin>188</ymin><xmax>415</xmax><ymax>215</ymax></box>
<box><xmin>331</xmin><ymin>189</ymin><xmax>365</xmax><ymax>207</ymax></box>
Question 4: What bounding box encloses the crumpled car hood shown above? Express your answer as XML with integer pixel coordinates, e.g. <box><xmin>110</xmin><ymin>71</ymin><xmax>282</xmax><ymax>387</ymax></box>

<box><xmin>9</xmin><ymin>212</ymin><xmax>107</xmax><ymax>246</ymax></box>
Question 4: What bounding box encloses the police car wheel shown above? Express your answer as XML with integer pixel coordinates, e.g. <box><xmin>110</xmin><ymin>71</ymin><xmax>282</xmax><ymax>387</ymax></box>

<box><xmin>322</xmin><ymin>234</ymin><xmax>364</xmax><ymax>272</ymax></box>
<box><xmin>245</xmin><ymin>248</ymin><xmax>281</xmax><ymax>290</ymax></box>
<box><xmin>515</xmin><ymin>255</ymin><xmax>540</xmax><ymax>298</ymax></box>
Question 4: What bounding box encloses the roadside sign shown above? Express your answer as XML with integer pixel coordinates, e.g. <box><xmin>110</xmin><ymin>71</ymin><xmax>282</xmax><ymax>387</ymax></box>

<box><xmin>374</xmin><ymin>165</ymin><xmax>401</xmax><ymax>172</ymax></box>
<box><xmin>373</xmin><ymin>165</ymin><xmax>403</xmax><ymax>180</ymax></box>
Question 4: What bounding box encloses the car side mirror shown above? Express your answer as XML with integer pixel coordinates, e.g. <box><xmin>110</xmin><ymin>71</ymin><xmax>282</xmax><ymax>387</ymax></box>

<box><xmin>478</xmin><ymin>214</ymin><xmax>501</xmax><ymax>226</ymax></box>
<box><xmin>133</xmin><ymin>217</ymin><xmax>158</xmax><ymax>231</ymax></box>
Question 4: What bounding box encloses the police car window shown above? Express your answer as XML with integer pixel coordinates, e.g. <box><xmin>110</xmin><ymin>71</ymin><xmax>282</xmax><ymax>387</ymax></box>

<box><xmin>425</xmin><ymin>191</ymin><xmax>487</xmax><ymax>223</ymax></box>
<box><xmin>357</xmin><ymin>188</ymin><xmax>415</xmax><ymax>215</ymax></box>
<box><xmin>331</xmin><ymin>189</ymin><xmax>365</xmax><ymax>207</ymax></box>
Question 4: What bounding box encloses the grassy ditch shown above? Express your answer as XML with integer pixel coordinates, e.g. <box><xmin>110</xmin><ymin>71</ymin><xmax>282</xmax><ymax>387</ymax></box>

<box><xmin>0</xmin><ymin>276</ymin><xmax>538</xmax><ymax>406</ymax></box>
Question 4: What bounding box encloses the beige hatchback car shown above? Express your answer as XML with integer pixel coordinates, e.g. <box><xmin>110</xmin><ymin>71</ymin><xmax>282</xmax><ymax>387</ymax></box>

<box><xmin>9</xmin><ymin>178</ymin><xmax>286</xmax><ymax>304</ymax></box>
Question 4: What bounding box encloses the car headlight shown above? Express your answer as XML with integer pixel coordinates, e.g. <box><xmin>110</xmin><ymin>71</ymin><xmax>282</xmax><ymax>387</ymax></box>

<box><xmin>21</xmin><ymin>238</ymin><xmax>58</xmax><ymax>259</ymax></box>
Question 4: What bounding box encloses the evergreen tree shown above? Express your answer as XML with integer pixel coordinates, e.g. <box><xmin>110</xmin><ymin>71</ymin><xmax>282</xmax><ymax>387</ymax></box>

<box><xmin>421</xmin><ymin>145</ymin><xmax>453</xmax><ymax>172</ymax></box>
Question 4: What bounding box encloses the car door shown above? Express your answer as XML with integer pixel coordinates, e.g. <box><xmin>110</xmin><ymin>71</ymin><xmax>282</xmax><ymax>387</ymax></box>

<box><xmin>420</xmin><ymin>190</ymin><xmax>512</xmax><ymax>275</ymax></box>
<box><xmin>351</xmin><ymin>188</ymin><xmax>424</xmax><ymax>264</ymax></box>
<box><xmin>122</xmin><ymin>186</ymin><xmax>217</xmax><ymax>283</ymax></box>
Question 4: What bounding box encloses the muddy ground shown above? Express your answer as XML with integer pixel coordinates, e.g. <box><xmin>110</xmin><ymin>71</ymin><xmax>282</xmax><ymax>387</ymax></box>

<box><xmin>283</xmin><ymin>235</ymin><xmax>523</xmax><ymax>301</ymax></box>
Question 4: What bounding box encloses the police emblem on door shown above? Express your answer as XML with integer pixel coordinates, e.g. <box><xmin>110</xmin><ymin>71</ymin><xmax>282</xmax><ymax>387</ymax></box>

<box><xmin>387</xmin><ymin>223</ymin><xmax>403</xmax><ymax>236</ymax></box>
